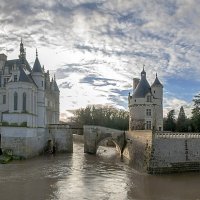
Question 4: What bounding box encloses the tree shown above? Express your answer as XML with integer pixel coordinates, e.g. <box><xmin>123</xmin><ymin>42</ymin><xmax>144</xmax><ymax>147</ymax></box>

<box><xmin>191</xmin><ymin>93</ymin><xmax>200</xmax><ymax>132</ymax></box>
<box><xmin>70</xmin><ymin>105</ymin><xmax>129</xmax><ymax>130</ymax></box>
<box><xmin>163</xmin><ymin>110</ymin><xmax>176</xmax><ymax>131</ymax></box>
<box><xmin>176</xmin><ymin>106</ymin><xmax>188</xmax><ymax>132</ymax></box>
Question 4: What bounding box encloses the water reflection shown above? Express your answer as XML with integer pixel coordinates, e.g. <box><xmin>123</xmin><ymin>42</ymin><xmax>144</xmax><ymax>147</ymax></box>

<box><xmin>1</xmin><ymin>142</ymin><xmax>200</xmax><ymax>200</ymax></box>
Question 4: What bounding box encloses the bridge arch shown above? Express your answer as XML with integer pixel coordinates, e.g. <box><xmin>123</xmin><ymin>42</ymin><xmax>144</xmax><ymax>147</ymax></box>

<box><xmin>84</xmin><ymin>125</ymin><xmax>126</xmax><ymax>155</ymax></box>
<box><xmin>96</xmin><ymin>136</ymin><xmax>122</xmax><ymax>154</ymax></box>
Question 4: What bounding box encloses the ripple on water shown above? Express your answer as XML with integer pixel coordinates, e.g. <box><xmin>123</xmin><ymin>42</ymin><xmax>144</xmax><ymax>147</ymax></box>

<box><xmin>1</xmin><ymin>142</ymin><xmax>200</xmax><ymax>200</ymax></box>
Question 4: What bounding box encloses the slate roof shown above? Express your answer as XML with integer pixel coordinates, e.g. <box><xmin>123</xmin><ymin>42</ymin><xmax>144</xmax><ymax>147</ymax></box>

<box><xmin>132</xmin><ymin>69</ymin><xmax>151</xmax><ymax>98</ymax></box>
<box><xmin>18</xmin><ymin>65</ymin><xmax>36</xmax><ymax>86</ymax></box>
<box><xmin>32</xmin><ymin>57</ymin><xmax>43</xmax><ymax>73</ymax></box>
<box><xmin>54</xmin><ymin>80</ymin><xmax>60</xmax><ymax>92</ymax></box>
<box><xmin>151</xmin><ymin>74</ymin><xmax>163</xmax><ymax>88</ymax></box>
<box><xmin>5</xmin><ymin>58</ymin><xmax>32</xmax><ymax>73</ymax></box>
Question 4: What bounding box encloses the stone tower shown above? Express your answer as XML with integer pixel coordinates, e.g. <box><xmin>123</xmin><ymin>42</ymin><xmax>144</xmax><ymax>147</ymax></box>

<box><xmin>31</xmin><ymin>49</ymin><xmax>45</xmax><ymax>127</ymax></box>
<box><xmin>128</xmin><ymin>68</ymin><xmax>163</xmax><ymax>131</ymax></box>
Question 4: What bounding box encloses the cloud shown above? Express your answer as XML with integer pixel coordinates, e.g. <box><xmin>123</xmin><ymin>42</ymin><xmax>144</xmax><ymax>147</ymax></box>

<box><xmin>0</xmin><ymin>0</ymin><xmax>200</xmax><ymax>118</ymax></box>
<box><xmin>164</xmin><ymin>97</ymin><xmax>192</xmax><ymax>118</ymax></box>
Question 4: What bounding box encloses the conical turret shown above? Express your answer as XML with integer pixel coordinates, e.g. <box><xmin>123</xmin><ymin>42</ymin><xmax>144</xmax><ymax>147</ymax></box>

<box><xmin>32</xmin><ymin>49</ymin><xmax>43</xmax><ymax>73</ymax></box>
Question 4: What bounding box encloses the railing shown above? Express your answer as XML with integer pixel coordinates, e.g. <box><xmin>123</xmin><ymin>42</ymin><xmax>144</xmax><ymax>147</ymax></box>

<box><xmin>48</xmin><ymin>124</ymin><xmax>83</xmax><ymax>130</ymax></box>
<box><xmin>48</xmin><ymin>124</ymin><xmax>70</xmax><ymax>129</ymax></box>
<box><xmin>154</xmin><ymin>132</ymin><xmax>200</xmax><ymax>139</ymax></box>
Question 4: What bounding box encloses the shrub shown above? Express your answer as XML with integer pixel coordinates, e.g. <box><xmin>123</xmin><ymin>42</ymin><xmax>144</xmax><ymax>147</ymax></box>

<box><xmin>2</xmin><ymin>121</ymin><xmax>9</xmax><ymax>126</ymax></box>
<box><xmin>20</xmin><ymin>122</ymin><xmax>27</xmax><ymax>127</ymax></box>
<box><xmin>9</xmin><ymin>123</ymin><xmax>18</xmax><ymax>127</ymax></box>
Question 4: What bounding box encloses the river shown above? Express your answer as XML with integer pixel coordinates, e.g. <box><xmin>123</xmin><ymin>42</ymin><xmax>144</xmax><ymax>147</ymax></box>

<box><xmin>0</xmin><ymin>141</ymin><xmax>200</xmax><ymax>200</ymax></box>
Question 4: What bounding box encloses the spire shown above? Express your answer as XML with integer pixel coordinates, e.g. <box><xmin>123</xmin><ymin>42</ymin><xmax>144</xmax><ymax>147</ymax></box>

<box><xmin>53</xmin><ymin>74</ymin><xmax>59</xmax><ymax>91</ymax></box>
<box><xmin>151</xmin><ymin>73</ymin><xmax>163</xmax><ymax>88</ymax></box>
<box><xmin>19</xmin><ymin>38</ymin><xmax>26</xmax><ymax>62</ymax></box>
<box><xmin>20</xmin><ymin>38</ymin><xmax>24</xmax><ymax>52</ymax></box>
<box><xmin>141</xmin><ymin>65</ymin><xmax>146</xmax><ymax>78</ymax></box>
<box><xmin>32</xmin><ymin>50</ymin><xmax>43</xmax><ymax>73</ymax></box>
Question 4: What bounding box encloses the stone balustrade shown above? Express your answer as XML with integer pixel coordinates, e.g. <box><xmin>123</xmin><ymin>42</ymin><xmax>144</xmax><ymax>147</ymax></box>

<box><xmin>154</xmin><ymin>132</ymin><xmax>200</xmax><ymax>139</ymax></box>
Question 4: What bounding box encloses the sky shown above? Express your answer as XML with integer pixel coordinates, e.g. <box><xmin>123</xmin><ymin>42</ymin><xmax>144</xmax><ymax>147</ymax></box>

<box><xmin>0</xmin><ymin>0</ymin><xmax>200</xmax><ymax>121</ymax></box>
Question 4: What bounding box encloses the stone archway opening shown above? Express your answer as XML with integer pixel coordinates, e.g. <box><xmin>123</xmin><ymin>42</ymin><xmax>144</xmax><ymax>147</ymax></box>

<box><xmin>84</xmin><ymin>125</ymin><xmax>125</xmax><ymax>155</ymax></box>
<box><xmin>96</xmin><ymin>137</ymin><xmax>122</xmax><ymax>156</ymax></box>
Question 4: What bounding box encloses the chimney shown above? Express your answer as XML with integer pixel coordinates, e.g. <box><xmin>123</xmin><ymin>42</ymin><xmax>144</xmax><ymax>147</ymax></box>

<box><xmin>0</xmin><ymin>53</ymin><xmax>7</xmax><ymax>61</ymax></box>
<box><xmin>133</xmin><ymin>78</ymin><xmax>140</xmax><ymax>90</ymax></box>
<box><xmin>0</xmin><ymin>53</ymin><xmax>7</xmax><ymax>70</ymax></box>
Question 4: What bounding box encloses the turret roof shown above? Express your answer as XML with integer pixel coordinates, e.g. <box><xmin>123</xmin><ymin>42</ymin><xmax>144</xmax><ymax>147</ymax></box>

<box><xmin>133</xmin><ymin>69</ymin><xmax>151</xmax><ymax>98</ymax></box>
<box><xmin>151</xmin><ymin>74</ymin><xmax>163</xmax><ymax>88</ymax></box>
<box><xmin>53</xmin><ymin>75</ymin><xmax>59</xmax><ymax>92</ymax></box>
<box><xmin>32</xmin><ymin>50</ymin><xmax>43</xmax><ymax>73</ymax></box>
<box><xmin>54</xmin><ymin>80</ymin><xmax>59</xmax><ymax>92</ymax></box>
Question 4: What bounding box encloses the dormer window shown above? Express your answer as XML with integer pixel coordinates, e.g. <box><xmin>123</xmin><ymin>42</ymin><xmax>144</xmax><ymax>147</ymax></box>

<box><xmin>147</xmin><ymin>95</ymin><xmax>152</xmax><ymax>102</ymax></box>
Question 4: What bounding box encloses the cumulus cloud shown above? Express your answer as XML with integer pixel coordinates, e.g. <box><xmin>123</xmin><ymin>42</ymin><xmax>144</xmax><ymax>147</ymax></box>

<box><xmin>0</xmin><ymin>0</ymin><xmax>200</xmax><ymax>118</ymax></box>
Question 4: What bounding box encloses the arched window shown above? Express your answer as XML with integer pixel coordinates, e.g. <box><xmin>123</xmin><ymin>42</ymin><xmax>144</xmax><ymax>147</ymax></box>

<box><xmin>22</xmin><ymin>92</ymin><xmax>26</xmax><ymax>112</ymax></box>
<box><xmin>14</xmin><ymin>92</ymin><xmax>18</xmax><ymax>110</ymax></box>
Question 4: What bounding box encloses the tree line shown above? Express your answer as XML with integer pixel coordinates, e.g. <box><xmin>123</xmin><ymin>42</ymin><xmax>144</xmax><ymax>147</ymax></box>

<box><xmin>69</xmin><ymin>105</ymin><xmax>129</xmax><ymax>130</ymax></box>
<box><xmin>164</xmin><ymin>94</ymin><xmax>200</xmax><ymax>132</ymax></box>
<box><xmin>69</xmin><ymin>93</ymin><xmax>200</xmax><ymax>132</ymax></box>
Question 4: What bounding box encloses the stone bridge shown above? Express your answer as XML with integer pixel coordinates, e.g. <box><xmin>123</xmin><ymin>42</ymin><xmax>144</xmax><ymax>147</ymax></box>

<box><xmin>83</xmin><ymin>125</ymin><xmax>126</xmax><ymax>155</ymax></box>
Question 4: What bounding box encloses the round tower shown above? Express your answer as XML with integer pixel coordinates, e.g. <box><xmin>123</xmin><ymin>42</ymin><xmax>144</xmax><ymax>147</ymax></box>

<box><xmin>151</xmin><ymin>73</ymin><xmax>163</xmax><ymax>131</ymax></box>
<box><xmin>31</xmin><ymin>49</ymin><xmax>45</xmax><ymax>127</ymax></box>
<box><xmin>151</xmin><ymin>73</ymin><xmax>163</xmax><ymax>100</ymax></box>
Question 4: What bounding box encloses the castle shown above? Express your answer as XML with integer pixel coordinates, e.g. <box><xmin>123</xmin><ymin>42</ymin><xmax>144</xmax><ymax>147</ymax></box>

<box><xmin>0</xmin><ymin>40</ymin><xmax>60</xmax><ymax>128</ymax></box>
<box><xmin>0</xmin><ymin>40</ymin><xmax>65</xmax><ymax>158</ymax></box>
<box><xmin>128</xmin><ymin>68</ymin><xmax>163</xmax><ymax>131</ymax></box>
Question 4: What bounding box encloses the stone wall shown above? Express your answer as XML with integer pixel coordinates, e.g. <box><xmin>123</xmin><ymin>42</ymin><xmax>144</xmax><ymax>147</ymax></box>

<box><xmin>123</xmin><ymin>130</ymin><xmax>153</xmax><ymax>171</ymax></box>
<box><xmin>149</xmin><ymin>132</ymin><xmax>200</xmax><ymax>173</ymax></box>
<box><xmin>0</xmin><ymin>125</ymin><xmax>73</xmax><ymax>158</ymax></box>
<box><xmin>49</xmin><ymin>125</ymin><xmax>73</xmax><ymax>153</ymax></box>
<box><xmin>1</xmin><ymin>127</ymin><xmax>48</xmax><ymax>158</ymax></box>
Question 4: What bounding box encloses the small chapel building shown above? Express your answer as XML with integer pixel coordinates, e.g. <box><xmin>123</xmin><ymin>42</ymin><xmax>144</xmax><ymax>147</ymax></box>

<box><xmin>128</xmin><ymin>68</ymin><xmax>163</xmax><ymax>131</ymax></box>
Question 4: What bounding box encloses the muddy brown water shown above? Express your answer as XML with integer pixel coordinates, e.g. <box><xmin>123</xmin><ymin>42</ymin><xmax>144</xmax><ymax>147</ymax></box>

<box><xmin>0</xmin><ymin>141</ymin><xmax>200</xmax><ymax>200</ymax></box>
